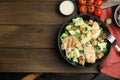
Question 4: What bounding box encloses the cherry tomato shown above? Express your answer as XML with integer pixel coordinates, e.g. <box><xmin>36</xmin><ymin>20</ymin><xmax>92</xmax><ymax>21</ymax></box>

<box><xmin>78</xmin><ymin>0</ymin><xmax>86</xmax><ymax>5</ymax></box>
<box><xmin>79</xmin><ymin>56</ymin><xmax>83</xmax><ymax>60</ymax></box>
<box><xmin>87</xmin><ymin>0</ymin><xmax>95</xmax><ymax>4</ymax></box>
<box><xmin>95</xmin><ymin>0</ymin><xmax>103</xmax><ymax>6</ymax></box>
<box><xmin>87</xmin><ymin>5</ymin><xmax>95</xmax><ymax>13</ymax></box>
<box><xmin>79</xmin><ymin>5</ymin><xmax>87</xmax><ymax>13</ymax></box>
<box><xmin>94</xmin><ymin>7</ymin><xmax>102</xmax><ymax>16</ymax></box>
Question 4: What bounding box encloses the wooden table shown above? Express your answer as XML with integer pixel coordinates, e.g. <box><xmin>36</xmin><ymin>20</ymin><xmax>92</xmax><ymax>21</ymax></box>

<box><xmin>0</xmin><ymin>0</ymin><xmax>119</xmax><ymax>73</ymax></box>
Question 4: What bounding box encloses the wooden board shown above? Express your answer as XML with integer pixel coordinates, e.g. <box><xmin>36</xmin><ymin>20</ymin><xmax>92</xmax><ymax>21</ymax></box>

<box><xmin>0</xmin><ymin>48</ymin><xmax>98</xmax><ymax>73</ymax></box>
<box><xmin>0</xmin><ymin>25</ymin><xmax>60</xmax><ymax>48</ymax></box>
<box><xmin>0</xmin><ymin>2</ymin><xmax>77</xmax><ymax>25</ymax></box>
<box><xmin>0</xmin><ymin>0</ymin><xmax>117</xmax><ymax>72</ymax></box>
<box><xmin>0</xmin><ymin>1</ymin><xmax>78</xmax><ymax>49</ymax></box>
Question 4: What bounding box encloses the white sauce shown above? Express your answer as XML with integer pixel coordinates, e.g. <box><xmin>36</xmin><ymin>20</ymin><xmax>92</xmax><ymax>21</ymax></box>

<box><xmin>59</xmin><ymin>0</ymin><xmax>74</xmax><ymax>16</ymax></box>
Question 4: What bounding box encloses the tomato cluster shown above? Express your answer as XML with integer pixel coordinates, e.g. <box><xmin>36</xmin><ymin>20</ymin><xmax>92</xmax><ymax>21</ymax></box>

<box><xmin>78</xmin><ymin>0</ymin><xmax>103</xmax><ymax>17</ymax></box>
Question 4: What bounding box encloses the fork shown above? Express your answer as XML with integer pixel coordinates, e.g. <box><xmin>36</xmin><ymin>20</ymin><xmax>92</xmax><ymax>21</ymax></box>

<box><xmin>107</xmin><ymin>35</ymin><xmax>120</xmax><ymax>52</ymax></box>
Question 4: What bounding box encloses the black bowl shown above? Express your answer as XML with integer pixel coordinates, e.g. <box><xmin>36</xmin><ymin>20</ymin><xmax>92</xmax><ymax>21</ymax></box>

<box><xmin>58</xmin><ymin>14</ymin><xmax>111</xmax><ymax>68</ymax></box>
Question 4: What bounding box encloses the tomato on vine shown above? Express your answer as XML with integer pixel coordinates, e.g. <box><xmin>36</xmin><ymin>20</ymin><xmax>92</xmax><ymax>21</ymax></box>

<box><xmin>95</xmin><ymin>0</ymin><xmax>103</xmax><ymax>6</ymax></box>
<box><xmin>87</xmin><ymin>0</ymin><xmax>95</xmax><ymax>4</ymax></box>
<box><xmin>87</xmin><ymin>5</ymin><xmax>95</xmax><ymax>13</ymax></box>
<box><xmin>78</xmin><ymin>0</ymin><xmax>86</xmax><ymax>5</ymax></box>
<box><xmin>94</xmin><ymin>7</ymin><xmax>102</xmax><ymax>16</ymax></box>
<box><xmin>79</xmin><ymin>5</ymin><xmax>87</xmax><ymax>13</ymax></box>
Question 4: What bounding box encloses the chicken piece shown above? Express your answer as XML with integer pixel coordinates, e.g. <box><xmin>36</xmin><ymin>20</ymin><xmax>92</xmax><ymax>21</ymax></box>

<box><xmin>92</xmin><ymin>22</ymin><xmax>100</xmax><ymax>39</ymax></box>
<box><xmin>87</xmin><ymin>31</ymin><xmax>92</xmax><ymax>37</ymax></box>
<box><xmin>61</xmin><ymin>36</ymin><xmax>78</xmax><ymax>49</ymax></box>
<box><xmin>84</xmin><ymin>46</ymin><xmax>96</xmax><ymax>63</ymax></box>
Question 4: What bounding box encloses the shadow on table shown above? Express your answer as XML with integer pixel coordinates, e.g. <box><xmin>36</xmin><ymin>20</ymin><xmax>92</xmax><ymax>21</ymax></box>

<box><xmin>0</xmin><ymin>73</ymin><xmax>116</xmax><ymax>80</ymax></box>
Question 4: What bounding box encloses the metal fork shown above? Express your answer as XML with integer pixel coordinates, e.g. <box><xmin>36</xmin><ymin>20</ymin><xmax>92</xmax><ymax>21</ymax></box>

<box><xmin>107</xmin><ymin>35</ymin><xmax>120</xmax><ymax>52</ymax></box>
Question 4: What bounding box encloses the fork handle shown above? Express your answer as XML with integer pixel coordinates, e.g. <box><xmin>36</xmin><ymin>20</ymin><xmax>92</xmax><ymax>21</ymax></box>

<box><xmin>115</xmin><ymin>45</ymin><xmax>120</xmax><ymax>52</ymax></box>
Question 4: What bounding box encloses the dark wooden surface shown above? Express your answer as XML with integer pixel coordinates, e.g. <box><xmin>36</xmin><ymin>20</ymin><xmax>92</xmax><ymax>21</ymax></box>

<box><xmin>0</xmin><ymin>0</ymin><xmax>118</xmax><ymax>73</ymax></box>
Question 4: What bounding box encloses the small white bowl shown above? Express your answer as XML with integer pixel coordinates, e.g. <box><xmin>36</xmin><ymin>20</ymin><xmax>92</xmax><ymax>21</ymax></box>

<box><xmin>114</xmin><ymin>5</ymin><xmax>120</xmax><ymax>27</ymax></box>
<box><xmin>59</xmin><ymin>0</ymin><xmax>75</xmax><ymax>16</ymax></box>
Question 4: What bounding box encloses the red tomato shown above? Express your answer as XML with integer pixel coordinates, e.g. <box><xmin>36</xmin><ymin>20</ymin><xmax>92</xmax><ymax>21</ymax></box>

<box><xmin>87</xmin><ymin>5</ymin><xmax>95</xmax><ymax>13</ymax></box>
<box><xmin>87</xmin><ymin>0</ymin><xmax>95</xmax><ymax>4</ymax></box>
<box><xmin>78</xmin><ymin>0</ymin><xmax>86</xmax><ymax>5</ymax></box>
<box><xmin>94</xmin><ymin>8</ymin><xmax>102</xmax><ymax>16</ymax></box>
<box><xmin>95</xmin><ymin>0</ymin><xmax>103</xmax><ymax>6</ymax></box>
<box><xmin>79</xmin><ymin>5</ymin><xmax>87</xmax><ymax>13</ymax></box>
<box><xmin>79</xmin><ymin>56</ymin><xmax>83</xmax><ymax>60</ymax></box>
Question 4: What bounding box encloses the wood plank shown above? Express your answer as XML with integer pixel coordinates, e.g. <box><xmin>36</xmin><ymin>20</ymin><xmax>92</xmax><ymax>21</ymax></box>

<box><xmin>0</xmin><ymin>25</ymin><xmax>60</xmax><ymax>48</ymax></box>
<box><xmin>0</xmin><ymin>2</ymin><xmax>78</xmax><ymax>25</ymax></box>
<box><xmin>0</xmin><ymin>0</ymin><xmax>119</xmax><ymax>9</ymax></box>
<box><xmin>0</xmin><ymin>48</ymin><xmax>98</xmax><ymax>73</ymax></box>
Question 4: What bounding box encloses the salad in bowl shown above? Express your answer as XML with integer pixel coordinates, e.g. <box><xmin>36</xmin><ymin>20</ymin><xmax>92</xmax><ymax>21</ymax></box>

<box><xmin>58</xmin><ymin>14</ymin><xmax>110</xmax><ymax>67</ymax></box>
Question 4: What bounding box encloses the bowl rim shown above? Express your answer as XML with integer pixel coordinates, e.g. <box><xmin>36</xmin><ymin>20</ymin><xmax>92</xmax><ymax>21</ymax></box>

<box><xmin>114</xmin><ymin>5</ymin><xmax>120</xmax><ymax>27</ymax></box>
